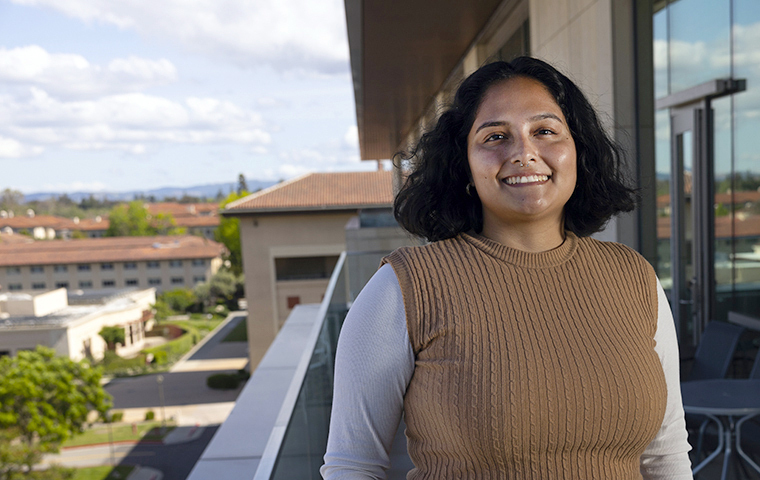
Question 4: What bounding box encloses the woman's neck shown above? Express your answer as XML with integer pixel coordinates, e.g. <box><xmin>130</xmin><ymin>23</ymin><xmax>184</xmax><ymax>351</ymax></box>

<box><xmin>479</xmin><ymin>219</ymin><xmax>566</xmax><ymax>253</ymax></box>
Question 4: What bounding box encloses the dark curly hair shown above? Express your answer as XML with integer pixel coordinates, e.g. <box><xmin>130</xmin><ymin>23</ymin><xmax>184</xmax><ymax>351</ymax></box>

<box><xmin>394</xmin><ymin>56</ymin><xmax>637</xmax><ymax>242</ymax></box>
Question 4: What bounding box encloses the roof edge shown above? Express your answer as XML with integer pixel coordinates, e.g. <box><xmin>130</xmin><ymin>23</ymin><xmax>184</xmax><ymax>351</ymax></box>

<box><xmin>225</xmin><ymin>173</ymin><xmax>313</xmax><ymax>211</ymax></box>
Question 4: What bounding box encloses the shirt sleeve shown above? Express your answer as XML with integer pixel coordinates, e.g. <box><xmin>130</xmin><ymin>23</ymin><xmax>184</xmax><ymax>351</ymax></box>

<box><xmin>640</xmin><ymin>278</ymin><xmax>693</xmax><ymax>479</ymax></box>
<box><xmin>321</xmin><ymin>264</ymin><xmax>415</xmax><ymax>480</ymax></box>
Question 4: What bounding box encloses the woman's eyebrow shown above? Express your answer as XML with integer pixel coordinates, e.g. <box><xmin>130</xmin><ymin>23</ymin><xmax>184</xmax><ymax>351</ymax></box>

<box><xmin>474</xmin><ymin>113</ymin><xmax>563</xmax><ymax>134</ymax></box>
<box><xmin>530</xmin><ymin>113</ymin><xmax>562</xmax><ymax>122</ymax></box>
<box><xmin>473</xmin><ymin>121</ymin><xmax>506</xmax><ymax>134</ymax></box>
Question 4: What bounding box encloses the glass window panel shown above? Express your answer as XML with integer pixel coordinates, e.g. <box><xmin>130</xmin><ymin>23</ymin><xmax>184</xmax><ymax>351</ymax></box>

<box><xmin>712</xmin><ymin>96</ymin><xmax>733</xmax><ymax>322</ymax></box>
<box><xmin>668</xmin><ymin>0</ymin><xmax>730</xmax><ymax>92</ymax></box>
<box><xmin>729</xmin><ymin>0</ymin><xmax>760</xmax><ymax>318</ymax></box>
<box><xmin>655</xmin><ymin>109</ymin><xmax>672</xmax><ymax>288</ymax></box>
<box><xmin>653</xmin><ymin>6</ymin><xmax>669</xmax><ymax>99</ymax></box>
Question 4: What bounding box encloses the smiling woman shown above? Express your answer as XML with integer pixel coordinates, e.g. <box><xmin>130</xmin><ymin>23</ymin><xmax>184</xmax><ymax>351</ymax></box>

<box><xmin>322</xmin><ymin>57</ymin><xmax>693</xmax><ymax>480</ymax></box>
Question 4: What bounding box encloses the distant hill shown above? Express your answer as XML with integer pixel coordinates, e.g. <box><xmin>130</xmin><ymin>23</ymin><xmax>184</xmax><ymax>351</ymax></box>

<box><xmin>23</xmin><ymin>180</ymin><xmax>276</xmax><ymax>203</ymax></box>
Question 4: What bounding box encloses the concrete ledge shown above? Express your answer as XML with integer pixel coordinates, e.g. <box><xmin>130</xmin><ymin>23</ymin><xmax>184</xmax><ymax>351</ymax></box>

<box><xmin>186</xmin><ymin>304</ymin><xmax>321</xmax><ymax>480</ymax></box>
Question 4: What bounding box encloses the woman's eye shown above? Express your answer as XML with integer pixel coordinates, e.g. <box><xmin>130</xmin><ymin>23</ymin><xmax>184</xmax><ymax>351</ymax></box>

<box><xmin>485</xmin><ymin>133</ymin><xmax>504</xmax><ymax>142</ymax></box>
<box><xmin>537</xmin><ymin>128</ymin><xmax>555</xmax><ymax>135</ymax></box>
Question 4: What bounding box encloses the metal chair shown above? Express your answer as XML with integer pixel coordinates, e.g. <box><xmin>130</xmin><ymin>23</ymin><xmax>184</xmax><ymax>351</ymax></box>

<box><xmin>687</xmin><ymin>321</ymin><xmax>745</xmax><ymax>381</ymax></box>
<box><xmin>687</xmin><ymin>321</ymin><xmax>746</xmax><ymax>460</ymax></box>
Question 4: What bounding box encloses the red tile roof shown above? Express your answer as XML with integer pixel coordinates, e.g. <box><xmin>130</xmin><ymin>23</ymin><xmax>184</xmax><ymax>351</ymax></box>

<box><xmin>0</xmin><ymin>233</ymin><xmax>34</xmax><ymax>245</ymax></box>
<box><xmin>0</xmin><ymin>214</ymin><xmax>72</xmax><ymax>230</ymax></box>
<box><xmin>225</xmin><ymin>171</ymin><xmax>393</xmax><ymax>213</ymax></box>
<box><xmin>0</xmin><ymin>235</ymin><xmax>225</xmax><ymax>267</ymax></box>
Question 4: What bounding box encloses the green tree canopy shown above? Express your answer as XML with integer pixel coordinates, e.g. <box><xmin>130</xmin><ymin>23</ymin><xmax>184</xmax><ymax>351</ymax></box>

<box><xmin>98</xmin><ymin>326</ymin><xmax>125</xmax><ymax>349</ymax></box>
<box><xmin>215</xmin><ymin>191</ymin><xmax>248</xmax><ymax>275</ymax></box>
<box><xmin>0</xmin><ymin>347</ymin><xmax>111</xmax><ymax>477</ymax></box>
<box><xmin>106</xmin><ymin>201</ymin><xmax>183</xmax><ymax>237</ymax></box>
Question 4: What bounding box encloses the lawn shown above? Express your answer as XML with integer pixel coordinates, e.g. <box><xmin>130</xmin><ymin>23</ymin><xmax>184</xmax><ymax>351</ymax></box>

<box><xmin>222</xmin><ymin>317</ymin><xmax>247</xmax><ymax>342</ymax></box>
<box><xmin>72</xmin><ymin>465</ymin><xmax>134</xmax><ymax>480</ymax></box>
<box><xmin>63</xmin><ymin>421</ymin><xmax>175</xmax><ymax>448</ymax></box>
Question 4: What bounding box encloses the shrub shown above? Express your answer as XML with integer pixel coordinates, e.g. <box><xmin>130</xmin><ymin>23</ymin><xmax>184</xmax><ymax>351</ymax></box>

<box><xmin>145</xmin><ymin>410</ymin><xmax>155</xmax><ymax>421</ymax></box>
<box><xmin>110</xmin><ymin>411</ymin><xmax>124</xmax><ymax>423</ymax></box>
<box><xmin>207</xmin><ymin>373</ymin><xmax>240</xmax><ymax>390</ymax></box>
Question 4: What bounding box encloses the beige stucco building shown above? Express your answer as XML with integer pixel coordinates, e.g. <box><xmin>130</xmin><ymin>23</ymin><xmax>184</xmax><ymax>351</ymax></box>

<box><xmin>0</xmin><ymin>235</ymin><xmax>224</xmax><ymax>293</ymax></box>
<box><xmin>0</xmin><ymin>287</ymin><xmax>156</xmax><ymax>361</ymax></box>
<box><xmin>223</xmin><ymin>171</ymin><xmax>396</xmax><ymax>368</ymax></box>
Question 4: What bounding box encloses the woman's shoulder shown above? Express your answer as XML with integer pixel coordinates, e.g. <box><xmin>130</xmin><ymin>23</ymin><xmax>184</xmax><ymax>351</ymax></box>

<box><xmin>576</xmin><ymin>235</ymin><xmax>656</xmax><ymax>276</ymax></box>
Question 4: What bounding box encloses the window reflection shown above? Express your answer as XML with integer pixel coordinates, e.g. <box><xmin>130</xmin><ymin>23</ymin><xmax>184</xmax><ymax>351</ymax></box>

<box><xmin>669</xmin><ymin>0</ymin><xmax>730</xmax><ymax>92</ymax></box>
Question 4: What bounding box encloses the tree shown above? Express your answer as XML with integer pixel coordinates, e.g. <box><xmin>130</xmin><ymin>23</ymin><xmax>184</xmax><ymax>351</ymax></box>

<box><xmin>0</xmin><ymin>347</ymin><xmax>111</xmax><ymax>478</ymax></box>
<box><xmin>160</xmin><ymin>288</ymin><xmax>198</xmax><ymax>313</ymax></box>
<box><xmin>99</xmin><ymin>326</ymin><xmax>125</xmax><ymax>350</ymax></box>
<box><xmin>106</xmin><ymin>201</ymin><xmax>152</xmax><ymax>236</ymax></box>
<box><xmin>0</xmin><ymin>189</ymin><xmax>23</xmax><ymax>212</ymax></box>
<box><xmin>237</xmin><ymin>173</ymin><xmax>248</xmax><ymax>195</ymax></box>
<box><xmin>106</xmin><ymin>201</ymin><xmax>182</xmax><ymax>237</ymax></box>
<box><xmin>215</xmin><ymin>191</ymin><xmax>248</xmax><ymax>275</ymax></box>
<box><xmin>194</xmin><ymin>270</ymin><xmax>241</xmax><ymax>308</ymax></box>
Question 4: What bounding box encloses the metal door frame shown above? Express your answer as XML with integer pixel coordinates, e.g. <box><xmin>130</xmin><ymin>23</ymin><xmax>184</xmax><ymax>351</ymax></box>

<box><xmin>657</xmin><ymin>78</ymin><xmax>745</xmax><ymax>346</ymax></box>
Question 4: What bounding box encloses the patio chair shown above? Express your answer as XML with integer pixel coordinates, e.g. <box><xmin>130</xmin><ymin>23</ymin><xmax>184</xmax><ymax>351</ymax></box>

<box><xmin>687</xmin><ymin>321</ymin><xmax>745</xmax><ymax>381</ymax></box>
<box><xmin>686</xmin><ymin>321</ymin><xmax>746</xmax><ymax>460</ymax></box>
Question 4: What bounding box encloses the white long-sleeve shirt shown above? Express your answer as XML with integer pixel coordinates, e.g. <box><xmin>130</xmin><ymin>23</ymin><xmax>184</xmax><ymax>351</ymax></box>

<box><xmin>321</xmin><ymin>264</ymin><xmax>693</xmax><ymax>479</ymax></box>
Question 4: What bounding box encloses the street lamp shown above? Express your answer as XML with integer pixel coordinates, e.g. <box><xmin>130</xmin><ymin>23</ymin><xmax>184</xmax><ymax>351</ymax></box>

<box><xmin>156</xmin><ymin>374</ymin><xmax>167</xmax><ymax>431</ymax></box>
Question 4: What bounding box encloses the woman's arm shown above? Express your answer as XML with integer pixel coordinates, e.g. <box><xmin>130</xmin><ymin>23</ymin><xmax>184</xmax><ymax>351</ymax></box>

<box><xmin>640</xmin><ymin>279</ymin><xmax>693</xmax><ymax>479</ymax></box>
<box><xmin>321</xmin><ymin>264</ymin><xmax>415</xmax><ymax>480</ymax></box>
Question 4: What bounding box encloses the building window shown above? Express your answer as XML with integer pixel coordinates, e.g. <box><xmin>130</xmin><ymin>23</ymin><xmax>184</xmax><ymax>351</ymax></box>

<box><xmin>169</xmin><ymin>260</ymin><xmax>183</xmax><ymax>268</ymax></box>
<box><xmin>6</xmin><ymin>267</ymin><xmax>20</xmax><ymax>275</ymax></box>
<box><xmin>78</xmin><ymin>264</ymin><xmax>91</xmax><ymax>272</ymax></box>
<box><xmin>275</xmin><ymin>255</ymin><xmax>340</xmax><ymax>281</ymax></box>
<box><xmin>30</xmin><ymin>266</ymin><xmax>44</xmax><ymax>274</ymax></box>
<box><xmin>148</xmin><ymin>278</ymin><xmax>161</xmax><ymax>286</ymax></box>
<box><xmin>101</xmin><ymin>263</ymin><xmax>114</xmax><ymax>270</ymax></box>
<box><xmin>55</xmin><ymin>282</ymin><xmax>69</xmax><ymax>289</ymax></box>
<box><xmin>79</xmin><ymin>280</ymin><xmax>93</xmax><ymax>288</ymax></box>
<box><xmin>191</xmin><ymin>259</ymin><xmax>205</xmax><ymax>267</ymax></box>
<box><xmin>125</xmin><ymin>279</ymin><xmax>138</xmax><ymax>286</ymax></box>
<box><xmin>102</xmin><ymin>280</ymin><xmax>116</xmax><ymax>287</ymax></box>
<box><xmin>31</xmin><ymin>282</ymin><xmax>46</xmax><ymax>290</ymax></box>
<box><xmin>193</xmin><ymin>276</ymin><xmax>206</xmax><ymax>284</ymax></box>
<box><xmin>124</xmin><ymin>262</ymin><xmax>137</xmax><ymax>270</ymax></box>
<box><xmin>147</xmin><ymin>261</ymin><xmax>160</xmax><ymax>269</ymax></box>
<box><xmin>8</xmin><ymin>283</ymin><xmax>22</xmax><ymax>291</ymax></box>
<box><xmin>171</xmin><ymin>277</ymin><xmax>184</xmax><ymax>285</ymax></box>
<box><xmin>287</xmin><ymin>296</ymin><xmax>301</xmax><ymax>309</ymax></box>
<box><xmin>54</xmin><ymin>265</ymin><xmax>68</xmax><ymax>273</ymax></box>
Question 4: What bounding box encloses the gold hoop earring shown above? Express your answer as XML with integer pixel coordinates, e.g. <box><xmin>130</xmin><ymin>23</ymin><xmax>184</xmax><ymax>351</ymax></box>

<box><xmin>465</xmin><ymin>182</ymin><xmax>475</xmax><ymax>197</ymax></box>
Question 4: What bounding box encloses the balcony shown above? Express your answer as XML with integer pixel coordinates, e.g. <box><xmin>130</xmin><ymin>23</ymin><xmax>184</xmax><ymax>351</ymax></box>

<box><xmin>188</xmin><ymin>250</ymin><xmax>412</xmax><ymax>479</ymax></box>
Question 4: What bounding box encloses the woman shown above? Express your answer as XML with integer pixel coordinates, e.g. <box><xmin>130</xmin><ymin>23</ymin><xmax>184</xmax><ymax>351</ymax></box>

<box><xmin>321</xmin><ymin>57</ymin><xmax>692</xmax><ymax>479</ymax></box>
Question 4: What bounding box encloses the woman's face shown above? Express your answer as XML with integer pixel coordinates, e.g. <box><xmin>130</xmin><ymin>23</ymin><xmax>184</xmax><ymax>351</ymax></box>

<box><xmin>466</xmin><ymin>76</ymin><xmax>577</xmax><ymax>233</ymax></box>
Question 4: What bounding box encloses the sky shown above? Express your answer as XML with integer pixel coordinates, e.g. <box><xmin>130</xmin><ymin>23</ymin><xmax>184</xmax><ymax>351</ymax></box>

<box><xmin>0</xmin><ymin>0</ymin><xmax>379</xmax><ymax>194</ymax></box>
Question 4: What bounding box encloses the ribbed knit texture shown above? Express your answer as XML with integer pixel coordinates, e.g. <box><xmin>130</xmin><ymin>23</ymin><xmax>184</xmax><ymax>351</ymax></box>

<box><xmin>381</xmin><ymin>232</ymin><xmax>667</xmax><ymax>480</ymax></box>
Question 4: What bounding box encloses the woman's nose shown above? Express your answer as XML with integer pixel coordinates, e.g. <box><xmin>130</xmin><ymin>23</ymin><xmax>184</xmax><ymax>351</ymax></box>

<box><xmin>509</xmin><ymin>135</ymin><xmax>537</xmax><ymax>165</ymax></box>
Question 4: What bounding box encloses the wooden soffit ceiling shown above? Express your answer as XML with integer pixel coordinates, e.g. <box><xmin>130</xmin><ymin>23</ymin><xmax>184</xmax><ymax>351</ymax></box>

<box><xmin>345</xmin><ymin>0</ymin><xmax>504</xmax><ymax>160</ymax></box>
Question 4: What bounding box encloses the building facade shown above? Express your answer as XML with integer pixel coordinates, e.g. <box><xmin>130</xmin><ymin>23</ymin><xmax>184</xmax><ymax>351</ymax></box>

<box><xmin>346</xmin><ymin>0</ymin><xmax>760</xmax><ymax>348</ymax></box>
<box><xmin>0</xmin><ymin>235</ymin><xmax>224</xmax><ymax>293</ymax></box>
<box><xmin>0</xmin><ymin>287</ymin><xmax>156</xmax><ymax>361</ymax></box>
<box><xmin>223</xmin><ymin>171</ymin><xmax>395</xmax><ymax>368</ymax></box>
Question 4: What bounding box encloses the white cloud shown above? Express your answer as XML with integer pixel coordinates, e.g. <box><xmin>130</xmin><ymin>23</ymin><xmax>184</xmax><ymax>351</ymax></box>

<box><xmin>0</xmin><ymin>135</ymin><xmax>44</xmax><ymax>158</ymax></box>
<box><xmin>10</xmin><ymin>0</ymin><xmax>350</xmax><ymax>75</ymax></box>
<box><xmin>37</xmin><ymin>181</ymin><xmax>109</xmax><ymax>192</ymax></box>
<box><xmin>343</xmin><ymin>125</ymin><xmax>358</xmax><ymax>149</ymax></box>
<box><xmin>0</xmin><ymin>87</ymin><xmax>271</xmax><ymax>154</ymax></box>
<box><xmin>0</xmin><ymin>45</ymin><xmax>177</xmax><ymax>98</ymax></box>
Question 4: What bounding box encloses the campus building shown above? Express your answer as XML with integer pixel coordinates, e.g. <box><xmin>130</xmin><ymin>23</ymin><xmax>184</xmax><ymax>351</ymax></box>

<box><xmin>0</xmin><ymin>202</ymin><xmax>220</xmax><ymax>240</ymax></box>
<box><xmin>222</xmin><ymin>170</ymin><xmax>403</xmax><ymax>368</ymax></box>
<box><xmin>0</xmin><ymin>235</ymin><xmax>224</xmax><ymax>293</ymax></box>
<box><xmin>0</xmin><ymin>287</ymin><xmax>156</xmax><ymax>361</ymax></box>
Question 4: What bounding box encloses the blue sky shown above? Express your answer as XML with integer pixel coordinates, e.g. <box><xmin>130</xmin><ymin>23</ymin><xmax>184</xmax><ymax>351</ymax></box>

<box><xmin>0</xmin><ymin>0</ymin><xmax>379</xmax><ymax>194</ymax></box>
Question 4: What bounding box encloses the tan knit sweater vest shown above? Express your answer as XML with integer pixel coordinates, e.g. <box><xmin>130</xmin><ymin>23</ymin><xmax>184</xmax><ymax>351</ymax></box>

<box><xmin>382</xmin><ymin>232</ymin><xmax>667</xmax><ymax>479</ymax></box>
